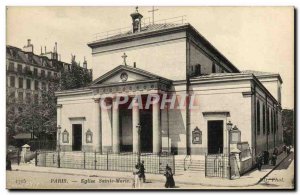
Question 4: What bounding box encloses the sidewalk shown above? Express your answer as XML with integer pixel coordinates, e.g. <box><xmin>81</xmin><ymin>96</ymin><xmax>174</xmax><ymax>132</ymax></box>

<box><xmin>11</xmin><ymin>151</ymin><xmax>292</xmax><ymax>187</ymax></box>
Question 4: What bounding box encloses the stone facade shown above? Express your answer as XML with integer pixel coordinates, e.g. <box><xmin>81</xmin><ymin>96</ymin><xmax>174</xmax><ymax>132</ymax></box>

<box><xmin>55</xmin><ymin>10</ymin><xmax>284</xmax><ymax>166</ymax></box>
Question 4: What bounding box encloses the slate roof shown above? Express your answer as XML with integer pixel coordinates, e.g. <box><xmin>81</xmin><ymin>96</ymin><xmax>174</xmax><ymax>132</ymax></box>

<box><xmin>6</xmin><ymin>45</ymin><xmax>68</xmax><ymax>71</ymax></box>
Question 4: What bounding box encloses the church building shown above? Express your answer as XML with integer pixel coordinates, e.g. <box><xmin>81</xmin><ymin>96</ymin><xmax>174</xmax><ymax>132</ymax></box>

<box><xmin>55</xmin><ymin>9</ymin><xmax>283</xmax><ymax>172</ymax></box>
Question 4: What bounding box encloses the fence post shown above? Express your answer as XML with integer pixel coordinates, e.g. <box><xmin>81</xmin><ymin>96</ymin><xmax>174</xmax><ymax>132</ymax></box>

<box><xmin>204</xmin><ymin>153</ymin><xmax>207</xmax><ymax>177</ymax></box>
<box><xmin>35</xmin><ymin>150</ymin><xmax>38</xmax><ymax>166</ymax></box>
<box><xmin>173</xmin><ymin>154</ymin><xmax>175</xmax><ymax>175</ymax></box>
<box><xmin>17</xmin><ymin>149</ymin><xmax>20</xmax><ymax>166</ymax></box>
<box><xmin>158</xmin><ymin>154</ymin><xmax>160</xmax><ymax>174</ymax></box>
<box><xmin>57</xmin><ymin>150</ymin><xmax>60</xmax><ymax>168</ymax></box>
<box><xmin>94</xmin><ymin>151</ymin><xmax>97</xmax><ymax>170</ymax></box>
<box><xmin>83</xmin><ymin>152</ymin><xmax>86</xmax><ymax>169</ymax></box>
<box><xmin>106</xmin><ymin>152</ymin><xmax>109</xmax><ymax>170</ymax></box>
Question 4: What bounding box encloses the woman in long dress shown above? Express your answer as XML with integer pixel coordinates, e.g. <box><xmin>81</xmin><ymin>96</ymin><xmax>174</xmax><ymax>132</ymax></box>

<box><xmin>164</xmin><ymin>164</ymin><xmax>175</xmax><ymax>188</ymax></box>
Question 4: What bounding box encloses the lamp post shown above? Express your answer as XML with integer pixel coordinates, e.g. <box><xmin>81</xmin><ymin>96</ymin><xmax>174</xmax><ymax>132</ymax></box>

<box><xmin>136</xmin><ymin>124</ymin><xmax>141</xmax><ymax>162</ymax></box>
<box><xmin>57</xmin><ymin>125</ymin><xmax>61</xmax><ymax>168</ymax></box>
<box><xmin>226</xmin><ymin>121</ymin><xmax>233</xmax><ymax>180</ymax></box>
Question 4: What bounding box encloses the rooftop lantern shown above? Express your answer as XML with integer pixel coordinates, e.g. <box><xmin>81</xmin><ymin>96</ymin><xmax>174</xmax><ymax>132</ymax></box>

<box><xmin>130</xmin><ymin>6</ymin><xmax>143</xmax><ymax>33</ymax></box>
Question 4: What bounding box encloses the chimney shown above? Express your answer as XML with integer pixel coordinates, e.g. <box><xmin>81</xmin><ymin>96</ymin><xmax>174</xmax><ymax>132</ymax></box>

<box><xmin>55</xmin><ymin>42</ymin><xmax>57</xmax><ymax>53</ymax></box>
<box><xmin>83</xmin><ymin>57</ymin><xmax>87</xmax><ymax>69</ymax></box>
<box><xmin>133</xmin><ymin>62</ymin><xmax>136</xmax><ymax>68</ymax></box>
<box><xmin>45</xmin><ymin>46</ymin><xmax>47</xmax><ymax>53</ymax></box>
<box><xmin>23</xmin><ymin>38</ymin><xmax>34</xmax><ymax>53</ymax></box>
<box><xmin>130</xmin><ymin>7</ymin><xmax>143</xmax><ymax>33</ymax></box>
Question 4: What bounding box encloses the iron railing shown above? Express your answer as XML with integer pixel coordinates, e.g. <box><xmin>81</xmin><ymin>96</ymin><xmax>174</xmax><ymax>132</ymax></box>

<box><xmin>92</xmin><ymin>15</ymin><xmax>187</xmax><ymax>41</ymax></box>
<box><xmin>205</xmin><ymin>154</ymin><xmax>229</xmax><ymax>178</ymax></box>
<box><xmin>36</xmin><ymin>151</ymin><xmax>175</xmax><ymax>174</ymax></box>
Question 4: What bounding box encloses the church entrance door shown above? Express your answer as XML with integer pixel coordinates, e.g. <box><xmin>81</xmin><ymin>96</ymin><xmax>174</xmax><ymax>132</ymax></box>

<box><xmin>72</xmin><ymin>124</ymin><xmax>82</xmax><ymax>151</ymax></box>
<box><xmin>207</xmin><ymin>120</ymin><xmax>223</xmax><ymax>154</ymax></box>
<box><xmin>140</xmin><ymin>110</ymin><xmax>153</xmax><ymax>153</ymax></box>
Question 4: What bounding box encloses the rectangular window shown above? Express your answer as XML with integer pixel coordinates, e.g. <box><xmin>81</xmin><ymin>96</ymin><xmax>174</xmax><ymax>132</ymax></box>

<box><xmin>10</xmin><ymin>76</ymin><xmax>15</xmax><ymax>87</ymax></box>
<box><xmin>256</xmin><ymin>101</ymin><xmax>260</xmax><ymax>135</ymax></box>
<box><xmin>212</xmin><ymin>63</ymin><xmax>216</xmax><ymax>73</ymax></box>
<box><xmin>42</xmin><ymin>82</ymin><xmax>46</xmax><ymax>90</ymax></box>
<box><xmin>25</xmin><ymin>92</ymin><xmax>31</xmax><ymax>103</ymax></box>
<box><xmin>8</xmin><ymin>62</ymin><xmax>14</xmax><ymax>71</ymax></box>
<box><xmin>34</xmin><ymin>94</ymin><xmax>39</xmax><ymax>104</ymax></box>
<box><xmin>18</xmin><ymin>77</ymin><xmax>23</xmax><ymax>88</ymax></box>
<box><xmin>41</xmin><ymin>70</ymin><xmax>45</xmax><ymax>78</ymax></box>
<box><xmin>9</xmin><ymin>91</ymin><xmax>15</xmax><ymax>103</ymax></box>
<box><xmin>26</xmin><ymin>79</ymin><xmax>31</xmax><ymax>89</ymax></box>
<box><xmin>54</xmin><ymin>72</ymin><xmax>58</xmax><ymax>78</ymax></box>
<box><xmin>195</xmin><ymin>64</ymin><xmax>201</xmax><ymax>76</ymax></box>
<box><xmin>34</xmin><ymin>80</ymin><xmax>39</xmax><ymax>90</ymax></box>
<box><xmin>47</xmin><ymin>71</ymin><xmax>51</xmax><ymax>78</ymax></box>
<box><xmin>266</xmin><ymin>109</ymin><xmax>270</xmax><ymax>135</ymax></box>
<box><xmin>262</xmin><ymin>105</ymin><xmax>266</xmax><ymax>135</ymax></box>
<box><xmin>17</xmin><ymin>64</ymin><xmax>22</xmax><ymax>73</ymax></box>
<box><xmin>18</xmin><ymin>91</ymin><xmax>23</xmax><ymax>102</ymax></box>
<box><xmin>34</xmin><ymin>68</ymin><xmax>38</xmax><ymax>76</ymax></box>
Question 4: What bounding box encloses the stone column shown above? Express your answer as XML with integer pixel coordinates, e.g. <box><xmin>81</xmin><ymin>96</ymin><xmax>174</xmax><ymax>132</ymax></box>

<box><xmin>132</xmin><ymin>99</ymin><xmax>140</xmax><ymax>154</ymax></box>
<box><xmin>153</xmin><ymin>100</ymin><xmax>161</xmax><ymax>154</ymax></box>
<box><xmin>94</xmin><ymin>98</ymin><xmax>102</xmax><ymax>153</ymax></box>
<box><xmin>112</xmin><ymin>97</ymin><xmax>120</xmax><ymax>153</ymax></box>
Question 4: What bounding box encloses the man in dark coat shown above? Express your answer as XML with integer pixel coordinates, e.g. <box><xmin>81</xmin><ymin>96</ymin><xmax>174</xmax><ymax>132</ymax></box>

<box><xmin>256</xmin><ymin>153</ymin><xmax>263</xmax><ymax>171</ymax></box>
<box><xmin>140</xmin><ymin>160</ymin><xmax>146</xmax><ymax>183</ymax></box>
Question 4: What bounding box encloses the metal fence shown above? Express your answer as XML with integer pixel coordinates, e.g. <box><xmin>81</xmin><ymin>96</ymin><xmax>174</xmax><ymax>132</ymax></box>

<box><xmin>205</xmin><ymin>154</ymin><xmax>229</xmax><ymax>178</ymax></box>
<box><xmin>36</xmin><ymin>151</ymin><xmax>175</xmax><ymax>174</ymax></box>
<box><xmin>27</xmin><ymin>140</ymin><xmax>56</xmax><ymax>151</ymax></box>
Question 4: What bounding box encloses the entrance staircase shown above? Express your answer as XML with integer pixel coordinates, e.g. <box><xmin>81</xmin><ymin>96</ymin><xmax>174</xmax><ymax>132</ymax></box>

<box><xmin>174</xmin><ymin>155</ymin><xmax>205</xmax><ymax>173</ymax></box>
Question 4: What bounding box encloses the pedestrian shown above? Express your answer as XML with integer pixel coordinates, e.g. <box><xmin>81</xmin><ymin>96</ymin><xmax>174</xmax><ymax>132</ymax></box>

<box><xmin>287</xmin><ymin>145</ymin><xmax>291</xmax><ymax>155</ymax></box>
<box><xmin>263</xmin><ymin>151</ymin><xmax>269</xmax><ymax>165</ymax></box>
<box><xmin>256</xmin><ymin>153</ymin><xmax>263</xmax><ymax>171</ymax></box>
<box><xmin>164</xmin><ymin>164</ymin><xmax>175</xmax><ymax>188</ymax></box>
<box><xmin>140</xmin><ymin>160</ymin><xmax>146</xmax><ymax>183</ymax></box>
<box><xmin>6</xmin><ymin>153</ymin><xmax>12</xmax><ymax>171</ymax></box>
<box><xmin>283</xmin><ymin>145</ymin><xmax>287</xmax><ymax>154</ymax></box>
<box><xmin>133</xmin><ymin>164</ymin><xmax>141</xmax><ymax>189</ymax></box>
<box><xmin>271</xmin><ymin>148</ymin><xmax>278</xmax><ymax>166</ymax></box>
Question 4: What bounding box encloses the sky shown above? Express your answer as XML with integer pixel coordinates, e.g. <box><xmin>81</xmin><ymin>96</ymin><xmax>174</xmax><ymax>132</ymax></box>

<box><xmin>6</xmin><ymin>6</ymin><xmax>294</xmax><ymax>109</ymax></box>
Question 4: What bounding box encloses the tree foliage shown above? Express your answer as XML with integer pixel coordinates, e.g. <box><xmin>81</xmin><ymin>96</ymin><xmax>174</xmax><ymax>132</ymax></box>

<box><xmin>6</xmin><ymin>55</ymin><xmax>92</xmax><ymax>144</ymax></box>
<box><xmin>59</xmin><ymin>55</ymin><xmax>92</xmax><ymax>90</ymax></box>
<box><xmin>282</xmin><ymin>109</ymin><xmax>294</xmax><ymax>146</ymax></box>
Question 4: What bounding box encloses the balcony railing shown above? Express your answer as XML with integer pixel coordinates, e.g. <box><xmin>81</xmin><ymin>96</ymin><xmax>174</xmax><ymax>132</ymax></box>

<box><xmin>92</xmin><ymin>15</ymin><xmax>187</xmax><ymax>41</ymax></box>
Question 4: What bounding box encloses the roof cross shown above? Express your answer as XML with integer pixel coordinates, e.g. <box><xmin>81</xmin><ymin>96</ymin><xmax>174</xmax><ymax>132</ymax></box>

<box><xmin>122</xmin><ymin>53</ymin><xmax>128</xmax><ymax>66</ymax></box>
<box><xmin>148</xmin><ymin>6</ymin><xmax>159</xmax><ymax>25</ymax></box>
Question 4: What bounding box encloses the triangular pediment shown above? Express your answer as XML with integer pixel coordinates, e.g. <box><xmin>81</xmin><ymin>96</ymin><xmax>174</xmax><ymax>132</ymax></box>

<box><xmin>91</xmin><ymin>65</ymin><xmax>170</xmax><ymax>85</ymax></box>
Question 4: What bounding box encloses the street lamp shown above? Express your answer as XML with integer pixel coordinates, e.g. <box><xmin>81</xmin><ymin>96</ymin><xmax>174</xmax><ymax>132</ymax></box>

<box><xmin>57</xmin><ymin>125</ymin><xmax>61</xmax><ymax>168</ymax></box>
<box><xmin>57</xmin><ymin>125</ymin><xmax>61</xmax><ymax>151</ymax></box>
<box><xmin>136</xmin><ymin>123</ymin><xmax>141</xmax><ymax>162</ymax></box>
<box><xmin>226</xmin><ymin>121</ymin><xmax>233</xmax><ymax>180</ymax></box>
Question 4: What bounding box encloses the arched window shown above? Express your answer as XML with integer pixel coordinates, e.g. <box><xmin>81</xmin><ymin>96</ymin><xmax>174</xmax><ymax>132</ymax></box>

<box><xmin>256</xmin><ymin>101</ymin><xmax>260</xmax><ymax>135</ymax></box>
<box><xmin>262</xmin><ymin>104</ymin><xmax>266</xmax><ymax>135</ymax></box>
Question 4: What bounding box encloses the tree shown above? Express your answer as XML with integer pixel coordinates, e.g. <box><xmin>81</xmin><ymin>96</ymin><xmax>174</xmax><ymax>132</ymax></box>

<box><xmin>282</xmin><ymin>109</ymin><xmax>294</xmax><ymax>146</ymax></box>
<box><xmin>6</xmin><ymin>55</ymin><xmax>92</xmax><ymax>147</ymax></box>
<box><xmin>59</xmin><ymin>55</ymin><xmax>92</xmax><ymax>90</ymax></box>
